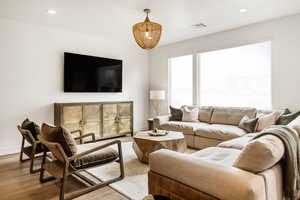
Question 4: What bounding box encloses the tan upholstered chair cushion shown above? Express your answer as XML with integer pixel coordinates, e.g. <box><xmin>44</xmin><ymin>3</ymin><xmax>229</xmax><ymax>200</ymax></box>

<box><xmin>255</xmin><ymin>112</ymin><xmax>280</xmax><ymax>132</ymax></box>
<box><xmin>233</xmin><ymin>135</ymin><xmax>284</xmax><ymax>173</ymax></box>
<box><xmin>160</xmin><ymin>121</ymin><xmax>209</xmax><ymax>135</ymax></box>
<box><xmin>194</xmin><ymin>124</ymin><xmax>247</xmax><ymax>141</ymax></box>
<box><xmin>41</xmin><ymin>123</ymin><xmax>77</xmax><ymax>157</ymax></box>
<box><xmin>74</xmin><ymin>142</ymin><xmax>118</xmax><ymax>169</ymax></box>
<box><xmin>217</xmin><ymin>133</ymin><xmax>258</xmax><ymax>150</ymax></box>
<box><xmin>210</xmin><ymin>107</ymin><xmax>257</xmax><ymax>126</ymax></box>
<box><xmin>287</xmin><ymin>115</ymin><xmax>300</xmax><ymax>137</ymax></box>
<box><xmin>198</xmin><ymin>106</ymin><xmax>214</xmax><ymax>123</ymax></box>
<box><xmin>182</xmin><ymin>106</ymin><xmax>199</xmax><ymax>122</ymax></box>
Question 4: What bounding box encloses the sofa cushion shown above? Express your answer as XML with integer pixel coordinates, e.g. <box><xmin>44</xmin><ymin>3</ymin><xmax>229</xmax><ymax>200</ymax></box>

<box><xmin>160</xmin><ymin>121</ymin><xmax>209</xmax><ymax>135</ymax></box>
<box><xmin>255</xmin><ymin>112</ymin><xmax>280</xmax><ymax>132</ymax></box>
<box><xmin>217</xmin><ymin>133</ymin><xmax>258</xmax><ymax>150</ymax></box>
<box><xmin>194</xmin><ymin>136</ymin><xmax>223</xmax><ymax>149</ymax></box>
<box><xmin>74</xmin><ymin>142</ymin><xmax>118</xmax><ymax>169</ymax></box>
<box><xmin>210</xmin><ymin>107</ymin><xmax>257</xmax><ymax>126</ymax></box>
<box><xmin>238</xmin><ymin>115</ymin><xmax>258</xmax><ymax>133</ymax></box>
<box><xmin>277</xmin><ymin>110</ymin><xmax>300</xmax><ymax>125</ymax></box>
<box><xmin>169</xmin><ymin>106</ymin><xmax>183</xmax><ymax>121</ymax></box>
<box><xmin>149</xmin><ymin>149</ymin><xmax>266</xmax><ymax>200</ymax></box>
<box><xmin>194</xmin><ymin>124</ymin><xmax>247</xmax><ymax>141</ymax></box>
<box><xmin>182</xmin><ymin>106</ymin><xmax>199</xmax><ymax>122</ymax></box>
<box><xmin>198</xmin><ymin>106</ymin><xmax>214</xmax><ymax>123</ymax></box>
<box><xmin>233</xmin><ymin>135</ymin><xmax>284</xmax><ymax>173</ymax></box>
<box><xmin>191</xmin><ymin>147</ymin><xmax>241</xmax><ymax>166</ymax></box>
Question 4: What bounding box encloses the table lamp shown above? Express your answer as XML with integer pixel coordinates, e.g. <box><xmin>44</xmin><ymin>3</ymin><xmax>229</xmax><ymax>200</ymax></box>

<box><xmin>150</xmin><ymin>90</ymin><xmax>165</xmax><ymax>116</ymax></box>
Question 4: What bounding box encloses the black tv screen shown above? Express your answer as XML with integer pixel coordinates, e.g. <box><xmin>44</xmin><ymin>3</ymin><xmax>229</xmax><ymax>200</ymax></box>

<box><xmin>64</xmin><ymin>52</ymin><xmax>122</xmax><ymax>92</ymax></box>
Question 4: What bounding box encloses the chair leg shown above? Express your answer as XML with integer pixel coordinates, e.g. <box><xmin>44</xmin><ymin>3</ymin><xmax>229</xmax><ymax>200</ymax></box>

<box><xmin>29</xmin><ymin>155</ymin><xmax>36</xmax><ymax>174</ymax></box>
<box><xmin>40</xmin><ymin>151</ymin><xmax>55</xmax><ymax>183</ymax></box>
<box><xmin>29</xmin><ymin>145</ymin><xmax>41</xmax><ymax>174</ymax></box>
<box><xmin>60</xmin><ymin>170</ymin><xmax>68</xmax><ymax>200</ymax></box>
<box><xmin>39</xmin><ymin>150</ymin><xmax>46</xmax><ymax>182</ymax></box>
<box><xmin>118</xmin><ymin>142</ymin><xmax>125</xmax><ymax>179</ymax></box>
<box><xmin>19</xmin><ymin>137</ymin><xmax>26</xmax><ymax>162</ymax></box>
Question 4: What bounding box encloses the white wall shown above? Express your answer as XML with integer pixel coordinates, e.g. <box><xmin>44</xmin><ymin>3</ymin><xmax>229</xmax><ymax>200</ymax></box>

<box><xmin>0</xmin><ymin>18</ymin><xmax>149</xmax><ymax>155</ymax></box>
<box><xmin>149</xmin><ymin>14</ymin><xmax>300</xmax><ymax>115</ymax></box>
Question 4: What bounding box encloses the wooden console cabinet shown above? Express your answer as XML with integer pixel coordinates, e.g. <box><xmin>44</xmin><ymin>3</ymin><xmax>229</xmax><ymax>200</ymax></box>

<box><xmin>54</xmin><ymin>101</ymin><xmax>133</xmax><ymax>141</ymax></box>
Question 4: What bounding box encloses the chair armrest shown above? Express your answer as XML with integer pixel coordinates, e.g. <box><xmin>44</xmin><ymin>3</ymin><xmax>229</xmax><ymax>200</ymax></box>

<box><xmin>153</xmin><ymin>115</ymin><xmax>170</xmax><ymax>129</ymax></box>
<box><xmin>74</xmin><ymin>133</ymin><xmax>96</xmax><ymax>142</ymax></box>
<box><xmin>149</xmin><ymin>150</ymin><xmax>266</xmax><ymax>200</ymax></box>
<box><xmin>68</xmin><ymin>140</ymin><xmax>121</xmax><ymax>161</ymax></box>
<box><xmin>71</xmin><ymin>130</ymin><xmax>82</xmax><ymax>136</ymax></box>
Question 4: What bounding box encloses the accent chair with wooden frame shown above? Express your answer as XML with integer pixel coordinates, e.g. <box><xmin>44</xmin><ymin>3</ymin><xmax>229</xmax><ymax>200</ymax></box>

<box><xmin>18</xmin><ymin>121</ymin><xmax>96</xmax><ymax>174</ymax></box>
<box><xmin>38</xmin><ymin>124</ymin><xmax>124</xmax><ymax>200</ymax></box>
<box><xmin>18</xmin><ymin>125</ymin><xmax>44</xmax><ymax>173</ymax></box>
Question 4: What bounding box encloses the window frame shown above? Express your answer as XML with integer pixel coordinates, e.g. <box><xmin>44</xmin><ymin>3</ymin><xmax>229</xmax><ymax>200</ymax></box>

<box><xmin>168</xmin><ymin>41</ymin><xmax>272</xmax><ymax>110</ymax></box>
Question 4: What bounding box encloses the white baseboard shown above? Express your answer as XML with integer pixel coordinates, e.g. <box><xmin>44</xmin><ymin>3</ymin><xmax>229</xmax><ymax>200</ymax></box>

<box><xmin>0</xmin><ymin>146</ymin><xmax>19</xmax><ymax>156</ymax></box>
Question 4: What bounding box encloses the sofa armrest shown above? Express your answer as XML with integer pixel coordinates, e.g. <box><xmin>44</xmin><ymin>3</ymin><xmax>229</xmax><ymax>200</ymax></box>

<box><xmin>153</xmin><ymin>115</ymin><xmax>170</xmax><ymax>129</ymax></box>
<box><xmin>149</xmin><ymin>150</ymin><xmax>266</xmax><ymax>200</ymax></box>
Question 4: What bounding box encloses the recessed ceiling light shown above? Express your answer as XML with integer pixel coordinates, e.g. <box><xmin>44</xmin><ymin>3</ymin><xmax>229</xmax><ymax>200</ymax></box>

<box><xmin>240</xmin><ymin>8</ymin><xmax>248</xmax><ymax>13</ymax></box>
<box><xmin>47</xmin><ymin>9</ymin><xmax>57</xmax><ymax>15</ymax></box>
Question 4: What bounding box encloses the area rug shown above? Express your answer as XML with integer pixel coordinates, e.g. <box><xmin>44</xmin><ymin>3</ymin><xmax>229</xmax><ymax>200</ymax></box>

<box><xmin>87</xmin><ymin>142</ymin><xmax>149</xmax><ymax>200</ymax></box>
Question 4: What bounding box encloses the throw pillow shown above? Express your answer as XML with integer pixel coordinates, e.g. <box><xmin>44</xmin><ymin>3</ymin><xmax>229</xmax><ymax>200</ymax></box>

<box><xmin>255</xmin><ymin>112</ymin><xmax>280</xmax><ymax>132</ymax></box>
<box><xmin>41</xmin><ymin>123</ymin><xmax>77</xmax><ymax>157</ymax></box>
<box><xmin>21</xmin><ymin>118</ymin><xmax>41</xmax><ymax>140</ymax></box>
<box><xmin>238</xmin><ymin>115</ymin><xmax>258</xmax><ymax>133</ymax></box>
<box><xmin>287</xmin><ymin>115</ymin><xmax>300</xmax><ymax>137</ymax></box>
<box><xmin>276</xmin><ymin>110</ymin><xmax>300</xmax><ymax>125</ymax></box>
<box><xmin>233</xmin><ymin>135</ymin><xmax>284</xmax><ymax>173</ymax></box>
<box><xmin>182</xmin><ymin>106</ymin><xmax>199</xmax><ymax>122</ymax></box>
<box><xmin>169</xmin><ymin>106</ymin><xmax>183</xmax><ymax>121</ymax></box>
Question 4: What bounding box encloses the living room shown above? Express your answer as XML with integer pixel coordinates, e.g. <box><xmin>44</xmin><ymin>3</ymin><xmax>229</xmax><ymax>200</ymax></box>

<box><xmin>1</xmin><ymin>1</ymin><xmax>300</xmax><ymax>200</ymax></box>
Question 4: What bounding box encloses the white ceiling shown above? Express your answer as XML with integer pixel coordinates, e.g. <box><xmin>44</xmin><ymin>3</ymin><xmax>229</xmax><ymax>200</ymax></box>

<box><xmin>0</xmin><ymin>0</ymin><xmax>300</xmax><ymax>46</ymax></box>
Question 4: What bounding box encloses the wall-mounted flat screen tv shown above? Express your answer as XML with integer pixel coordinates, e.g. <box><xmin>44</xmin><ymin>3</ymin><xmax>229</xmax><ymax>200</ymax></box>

<box><xmin>64</xmin><ymin>52</ymin><xmax>122</xmax><ymax>92</ymax></box>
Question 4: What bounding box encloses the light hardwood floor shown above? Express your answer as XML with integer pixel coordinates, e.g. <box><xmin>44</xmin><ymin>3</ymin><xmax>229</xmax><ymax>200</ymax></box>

<box><xmin>0</xmin><ymin>153</ymin><xmax>128</xmax><ymax>200</ymax></box>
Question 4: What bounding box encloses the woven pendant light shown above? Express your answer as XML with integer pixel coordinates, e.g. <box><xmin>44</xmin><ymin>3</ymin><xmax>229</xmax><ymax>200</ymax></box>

<box><xmin>133</xmin><ymin>9</ymin><xmax>162</xmax><ymax>50</ymax></box>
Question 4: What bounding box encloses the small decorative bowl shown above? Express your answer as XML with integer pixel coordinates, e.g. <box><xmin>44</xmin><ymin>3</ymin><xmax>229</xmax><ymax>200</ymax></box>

<box><xmin>148</xmin><ymin>130</ymin><xmax>168</xmax><ymax>136</ymax></box>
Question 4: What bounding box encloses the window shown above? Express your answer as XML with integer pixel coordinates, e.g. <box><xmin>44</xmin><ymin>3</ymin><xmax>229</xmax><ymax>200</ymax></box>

<box><xmin>169</xmin><ymin>55</ymin><xmax>193</xmax><ymax>108</ymax></box>
<box><xmin>199</xmin><ymin>42</ymin><xmax>271</xmax><ymax>109</ymax></box>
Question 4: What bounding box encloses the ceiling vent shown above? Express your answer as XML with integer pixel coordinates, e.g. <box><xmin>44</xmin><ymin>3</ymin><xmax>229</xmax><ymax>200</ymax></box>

<box><xmin>193</xmin><ymin>23</ymin><xmax>207</xmax><ymax>29</ymax></box>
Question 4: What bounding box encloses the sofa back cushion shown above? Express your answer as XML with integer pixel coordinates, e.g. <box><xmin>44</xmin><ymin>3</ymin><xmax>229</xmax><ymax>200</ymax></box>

<box><xmin>182</xmin><ymin>106</ymin><xmax>199</xmax><ymax>122</ymax></box>
<box><xmin>233</xmin><ymin>135</ymin><xmax>284</xmax><ymax>173</ymax></box>
<box><xmin>210</xmin><ymin>107</ymin><xmax>257</xmax><ymax>126</ymax></box>
<box><xmin>277</xmin><ymin>110</ymin><xmax>300</xmax><ymax>125</ymax></box>
<box><xmin>169</xmin><ymin>106</ymin><xmax>183</xmax><ymax>121</ymax></box>
<box><xmin>255</xmin><ymin>112</ymin><xmax>281</xmax><ymax>132</ymax></box>
<box><xmin>238</xmin><ymin>116</ymin><xmax>259</xmax><ymax>133</ymax></box>
<box><xmin>198</xmin><ymin>106</ymin><xmax>214</xmax><ymax>123</ymax></box>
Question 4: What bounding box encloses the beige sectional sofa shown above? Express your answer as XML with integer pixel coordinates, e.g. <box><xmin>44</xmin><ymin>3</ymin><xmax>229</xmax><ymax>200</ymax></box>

<box><xmin>154</xmin><ymin>106</ymin><xmax>264</xmax><ymax>149</ymax></box>
<box><xmin>149</xmin><ymin>106</ymin><xmax>300</xmax><ymax>200</ymax></box>
<box><xmin>148</xmin><ymin>132</ymin><xmax>286</xmax><ymax>200</ymax></box>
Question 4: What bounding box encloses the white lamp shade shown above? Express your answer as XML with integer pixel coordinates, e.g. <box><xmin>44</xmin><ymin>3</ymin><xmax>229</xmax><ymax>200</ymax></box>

<box><xmin>150</xmin><ymin>90</ymin><xmax>165</xmax><ymax>100</ymax></box>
